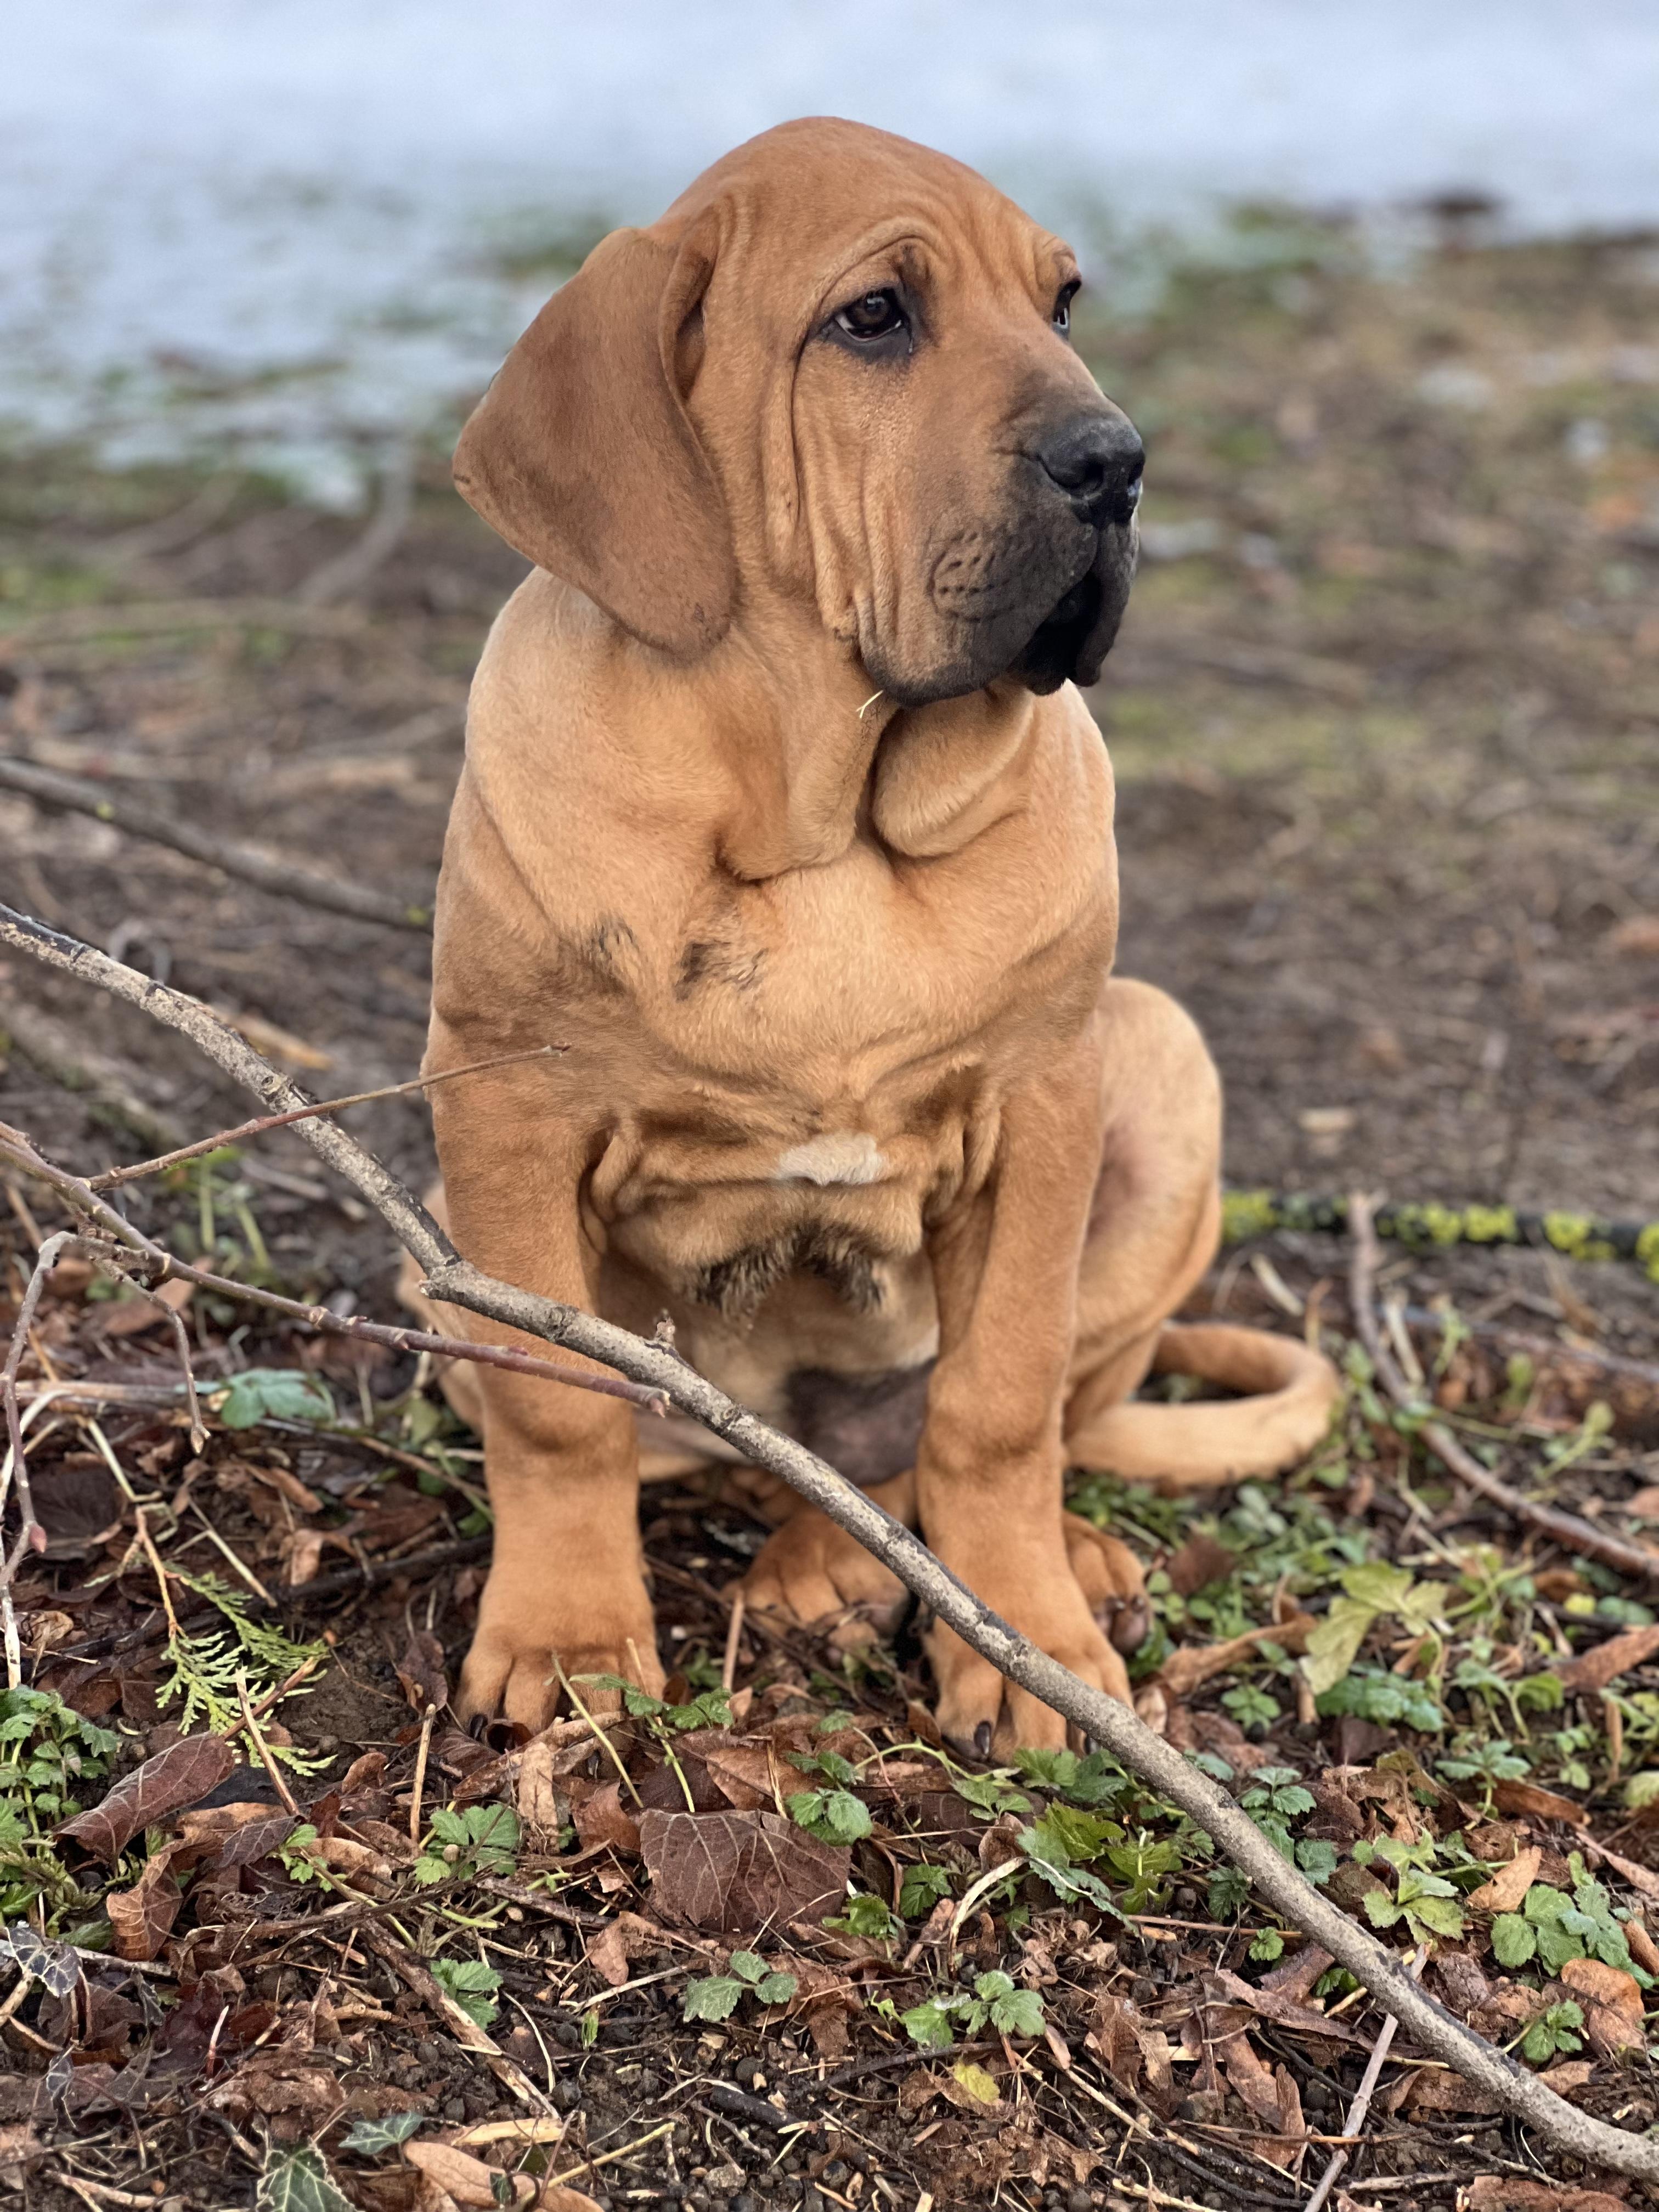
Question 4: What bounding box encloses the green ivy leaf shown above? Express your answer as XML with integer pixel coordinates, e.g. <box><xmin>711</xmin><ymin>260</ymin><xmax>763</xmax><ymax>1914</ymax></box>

<box><xmin>256</xmin><ymin>2146</ymin><xmax>358</xmax><ymax>2212</ymax></box>
<box><xmin>339</xmin><ymin>2114</ymin><xmax>424</xmax><ymax>2156</ymax></box>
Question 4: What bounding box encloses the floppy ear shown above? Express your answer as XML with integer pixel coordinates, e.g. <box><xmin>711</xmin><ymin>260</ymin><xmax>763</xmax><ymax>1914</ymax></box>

<box><xmin>453</xmin><ymin>227</ymin><xmax>734</xmax><ymax>656</ymax></box>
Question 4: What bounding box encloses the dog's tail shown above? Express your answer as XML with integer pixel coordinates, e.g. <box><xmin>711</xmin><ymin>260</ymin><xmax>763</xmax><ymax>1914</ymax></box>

<box><xmin>1064</xmin><ymin>1322</ymin><xmax>1342</xmax><ymax>1493</ymax></box>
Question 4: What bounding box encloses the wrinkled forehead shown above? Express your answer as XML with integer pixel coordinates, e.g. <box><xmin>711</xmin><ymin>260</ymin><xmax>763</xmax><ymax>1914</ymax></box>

<box><xmin>655</xmin><ymin>117</ymin><xmax>1068</xmax><ymax>323</ymax></box>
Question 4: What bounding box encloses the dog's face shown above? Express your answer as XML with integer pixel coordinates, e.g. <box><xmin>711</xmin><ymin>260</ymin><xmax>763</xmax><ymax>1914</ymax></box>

<box><xmin>454</xmin><ymin>118</ymin><xmax>1141</xmax><ymax>706</ymax></box>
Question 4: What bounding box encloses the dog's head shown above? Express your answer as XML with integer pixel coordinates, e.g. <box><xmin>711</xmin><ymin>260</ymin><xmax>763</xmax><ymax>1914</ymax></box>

<box><xmin>454</xmin><ymin>118</ymin><xmax>1141</xmax><ymax>706</ymax></box>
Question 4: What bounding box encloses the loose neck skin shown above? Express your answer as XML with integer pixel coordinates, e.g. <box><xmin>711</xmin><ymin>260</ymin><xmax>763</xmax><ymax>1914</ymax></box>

<box><xmin>670</xmin><ymin>589</ymin><xmax>1043</xmax><ymax>883</ymax></box>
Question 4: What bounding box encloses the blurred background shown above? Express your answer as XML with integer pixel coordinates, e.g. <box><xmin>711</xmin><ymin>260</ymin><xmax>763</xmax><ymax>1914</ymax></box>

<box><xmin>2</xmin><ymin>0</ymin><xmax>1658</xmax><ymax>1331</ymax></box>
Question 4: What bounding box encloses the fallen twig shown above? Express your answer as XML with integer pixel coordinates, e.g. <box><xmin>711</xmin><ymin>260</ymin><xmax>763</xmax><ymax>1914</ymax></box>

<box><xmin>1303</xmin><ymin>1944</ymin><xmax>1424</xmax><ymax>2212</ymax></box>
<box><xmin>0</xmin><ymin>756</ymin><xmax>432</xmax><ymax>930</ymax></box>
<box><xmin>1348</xmin><ymin>1190</ymin><xmax>1659</xmax><ymax>1582</ymax></box>
<box><xmin>4</xmin><ymin>904</ymin><xmax>1658</xmax><ymax>2183</ymax></box>
<box><xmin>89</xmin><ymin>1045</ymin><xmax>561</xmax><ymax>1189</ymax></box>
<box><xmin>358</xmin><ymin>1922</ymin><xmax>550</xmax><ymax>2110</ymax></box>
<box><xmin>0</xmin><ymin>1124</ymin><xmax>668</xmax><ymax>1413</ymax></box>
<box><xmin>0</xmin><ymin>1226</ymin><xmax>67</xmax><ymax>1683</ymax></box>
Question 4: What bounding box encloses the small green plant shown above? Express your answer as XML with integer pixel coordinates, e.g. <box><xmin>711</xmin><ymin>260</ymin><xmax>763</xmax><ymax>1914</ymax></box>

<box><xmin>1209</xmin><ymin>1864</ymin><xmax>1251</xmax><ymax>1920</ymax></box>
<box><xmin>587</xmin><ymin>1675</ymin><xmax>733</xmax><ymax>1734</ymax></box>
<box><xmin>1488</xmin><ymin>1859</ymin><xmax>1647</xmax><ymax>1980</ymax></box>
<box><xmin>825</xmin><ymin>1892</ymin><xmax>899</xmax><ymax>1939</ymax></box>
<box><xmin>430</xmin><ymin>1957</ymin><xmax>504</xmax><ymax>2028</ymax></box>
<box><xmin>1317</xmin><ymin>1668</ymin><xmax>1443</xmax><ymax>1732</ymax></box>
<box><xmin>1521</xmin><ymin>1999</ymin><xmax>1585</xmax><ymax>2065</ymax></box>
<box><xmin>901</xmin><ymin>1970</ymin><xmax>1045</xmax><ymax>2050</ymax></box>
<box><xmin>155</xmin><ymin>1571</ymin><xmax>326</xmax><ymax>1764</ymax></box>
<box><xmin>1435</xmin><ymin>1733</ymin><xmax>1531</xmax><ymax>1807</ymax></box>
<box><xmin>1300</xmin><ymin>1562</ymin><xmax>1448</xmax><ymax>1701</ymax></box>
<box><xmin>900</xmin><ymin>1864</ymin><xmax>955</xmax><ymax>1918</ymax></box>
<box><xmin>1355</xmin><ymin>1835</ymin><xmax>1464</xmax><ymax>1944</ymax></box>
<box><xmin>682</xmin><ymin>1949</ymin><xmax>798</xmax><ymax>2022</ymax></box>
<box><xmin>1013</xmin><ymin>1745</ymin><xmax>1124</xmax><ymax>1808</ymax></box>
<box><xmin>0</xmin><ymin>1686</ymin><xmax>120</xmax><ymax>1827</ymax></box>
<box><xmin>1221</xmin><ymin>1683</ymin><xmax>1282</xmax><ymax>1732</ymax></box>
<box><xmin>415</xmin><ymin>1804</ymin><xmax>520</xmax><ymax>1886</ymax></box>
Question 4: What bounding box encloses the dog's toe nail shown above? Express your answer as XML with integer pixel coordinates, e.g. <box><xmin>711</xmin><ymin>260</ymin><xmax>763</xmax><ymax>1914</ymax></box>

<box><xmin>466</xmin><ymin>1711</ymin><xmax>489</xmax><ymax>1741</ymax></box>
<box><xmin>973</xmin><ymin>1720</ymin><xmax>993</xmax><ymax>1758</ymax></box>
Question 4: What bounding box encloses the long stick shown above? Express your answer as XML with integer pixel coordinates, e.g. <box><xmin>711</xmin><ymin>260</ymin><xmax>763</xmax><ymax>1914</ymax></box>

<box><xmin>0</xmin><ymin>757</ymin><xmax>431</xmax><ymax>931</ymax></box>
<box><xmin>1</xmin><ymin>904</ymin><xmax>1655</xmax><ymax>2182</ymax></box>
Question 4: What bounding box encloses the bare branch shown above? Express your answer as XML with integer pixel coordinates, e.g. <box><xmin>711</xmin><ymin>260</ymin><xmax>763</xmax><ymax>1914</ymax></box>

<box><xmin>4</xmin><ymin>901</ymin><xmax>1658</xmax><ymax>2181</ymax></box>
<box><xmin>0</xmin><ymin>1125</ymin><xmax>668</xmax><ymax>1415</ymax></box>
<box><xmin>0</xmin><ymin>1224</ymin><xmax>67</xmax><ymax>1684</ymax></box>
<box><xmin>1348</xmin><ymin>1190</ymin><xmax>1659</xmax><ymax>1583</ymax></box>
<box><xmin>0</xmin><ymin>758</ymin><xmax>432</xmax><ymax>931</ymax></box>
<box><xmin>89</xmin><ymin>1045</ymin><xmax>562</xmax><ymax>1190</ymax></box>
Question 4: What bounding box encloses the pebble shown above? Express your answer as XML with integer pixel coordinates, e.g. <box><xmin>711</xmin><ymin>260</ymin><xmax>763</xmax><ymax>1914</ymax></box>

<box><xmin>1069</xmin><ymin>2192</ymin><xmax>1095</xmax><ymax>2212</ymax></box>
<box><xmin>441</xmin><ymin>2096</ymin><xmax>466</xmax><ymax>2123</ymax></box>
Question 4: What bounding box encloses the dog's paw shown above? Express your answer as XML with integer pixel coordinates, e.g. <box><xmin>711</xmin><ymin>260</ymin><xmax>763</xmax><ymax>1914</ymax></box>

<box><xmin>924</xmin><ymin>1540</ymin><xmax>1132</xmax><ymax>1759</ymax></box>
<box><xmin>1063</xmin><ymin>1513</ymin><xmax>1151</xmax><ymax>1655</ymax></box>
<box><xmin>456</xmin><ymin>1566</ymin><xmax>663</xmax><ymax>1734</ymax></box>
<box><xmin>742</xmin><ymin>1505</ymin><xmax>909</xmax><ymax>1645</ymax></box>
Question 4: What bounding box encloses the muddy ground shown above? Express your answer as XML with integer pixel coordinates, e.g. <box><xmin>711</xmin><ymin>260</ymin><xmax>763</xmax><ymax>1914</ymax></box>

<box><xmin>0</xmin><ymin>211</ymin><xmax>1657</xmax><ymax>2212</ymax></box>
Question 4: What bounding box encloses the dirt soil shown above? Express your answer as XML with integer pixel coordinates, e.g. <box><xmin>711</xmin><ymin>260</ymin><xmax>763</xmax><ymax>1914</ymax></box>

<box><xmin>0</xmin><ymin>212</ymin><xmax>1657</xmax><ymax>2212</ymax></box>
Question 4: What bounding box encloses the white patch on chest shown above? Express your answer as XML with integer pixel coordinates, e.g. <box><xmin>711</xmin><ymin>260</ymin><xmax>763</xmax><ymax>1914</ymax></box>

<box><xmin>774</xmin><ymin>1132</ymin><xmax>889</xmax><ymax>1188</ymax></box>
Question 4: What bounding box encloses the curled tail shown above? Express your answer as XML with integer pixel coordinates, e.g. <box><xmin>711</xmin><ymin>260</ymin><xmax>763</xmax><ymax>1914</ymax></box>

<box><xmin>1064</xmin><ymin>1321</ymin><xmax>1342</xmax><ymax>1492</ymax></box>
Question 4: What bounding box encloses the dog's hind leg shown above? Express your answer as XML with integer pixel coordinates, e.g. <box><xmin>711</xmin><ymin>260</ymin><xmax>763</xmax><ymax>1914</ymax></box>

<box><xmin>1062</xmin><ymin>980</ymin><xmax>1341</xmax><ymax>1501</ymax></box>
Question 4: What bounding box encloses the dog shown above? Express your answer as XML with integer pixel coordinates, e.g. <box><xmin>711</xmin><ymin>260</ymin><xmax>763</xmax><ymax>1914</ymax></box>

<box><xmin>403</xmin><ymin>118</ymin><xmax>1340</xmax><ymax>1755</ymax></box>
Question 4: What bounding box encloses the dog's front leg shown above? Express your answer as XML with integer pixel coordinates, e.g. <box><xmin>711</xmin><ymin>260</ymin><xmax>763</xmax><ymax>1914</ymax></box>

<box><xmin>916</xmin><ymin>1034</ymin><xmax>1132</xmax><ymax>1756</ymax></box>
<box><xmin>430</xmin><ymin>1065</ymin><xmax>661</xmax><ymax>1733</ymax></box>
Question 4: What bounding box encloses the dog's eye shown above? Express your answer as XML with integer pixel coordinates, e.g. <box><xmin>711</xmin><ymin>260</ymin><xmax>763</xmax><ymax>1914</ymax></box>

<box><xmin>1053</xmin><ymin>284</ymin><xmax>1079</xmax><ymax>337</ymax></box>
<box><xmin>835</xmin><ymin>290</ymin><xmax>906</xmax><ymax>341</ymax></box>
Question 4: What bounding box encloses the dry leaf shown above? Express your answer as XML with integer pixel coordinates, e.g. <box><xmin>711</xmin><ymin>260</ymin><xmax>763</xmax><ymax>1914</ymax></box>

<box><xmin>1157</xmin><ymin>1620</ymin><xmax>1313</xmax><ymax>1698</ymax></box>
<box><xmin>0</xmin><ymin>2127</ymin><xmax>43</xmax><ymax>2188</ymax></box>
<box><xmin>395</xmin><ymin>1630</ymin><xmax>449</xmax><ymax>1714</ymax></box>
<box><xmin>105</xmin><ymin>1848</ymin><xmax>184</xmax><ymax>1961</ymax></box>
<box><xmin>1560</xmin><ymin>1956</ymin><xmax>1645</xmax><ymax>2055</ymax></box>
<box><xmin>537</xmin><ymin>2194</ymin><xmax>603</xmax><ymax>2212</ymax></box>
<box><xmin>58</xmin><ymin>1732</ymin><xmax>236</xmax><ymax>1860</ymax></box>
<box><xmin>101</xmin><ymin>1277</ymin><xmax>193</xmax><ymax>1338</ymax></box>
<box><xmin>1166</xmin><ymin>1533</ymin><xmax>1235</xmax><ymax>1598</ymax></box>
<box><xmin>571</xmin><ymin>1779</ymin><xmax>641</xmax><ymax>1857</ymax></box>
<box><xmin>639</xmin><ymin>1808</ymin><xmax>849</xmax><ymax>1934</ymax></box>
<box><xmin>1558</xmin><ymin>1623</ymin><xmax>1659</xmax><ymax>1695</ymax></box>
<box><xmin>1606</xmin><ymin>914</ymin><xmax>1659</xmax><ymax>958</ymax></box>
<box><xmin>1468</xmin><ymin>1843</ymin><xmax>1543</xmax><ymax>1912</ymax></box>
<box><xmin>405</xmin><ymin>2142</ymin><xmax>534</xmax><ymax>2208</ymax></box>
<box><xmin>1492</xmin><ymin>1779</ymin><xmax>1589</xmax><ymax>1828</ymax></box>
<box><xmin>1205</xmin><ymin>1968</ymin><xmax>1363</xmax><ymax>2045</ymax></box>
<box><xmin>452</xmin><ymin>2118</ymin><xmax>565</xmax><ymax>2149</ymax></box>
<box><xmin>1469</xmin><ymin>2180</ymin><xmax>1628</xmax><ymax>2212</ymax></box>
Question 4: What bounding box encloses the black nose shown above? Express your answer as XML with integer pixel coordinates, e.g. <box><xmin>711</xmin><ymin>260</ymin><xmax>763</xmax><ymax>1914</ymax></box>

<box><xmin>1031</xmin><ymin>413</ymin><xmax>1144</xmax><ymax>527</ymax></box>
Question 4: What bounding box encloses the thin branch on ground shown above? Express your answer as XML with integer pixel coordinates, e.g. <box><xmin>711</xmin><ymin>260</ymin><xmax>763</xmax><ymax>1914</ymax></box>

<box><xmin>293</xmin><ymin>441</ymin><xmax>416</xmax><ymax>606</ymax></box>
<box><xmin>359</xmin><ymin>1923</ymin><xmax>550</xmax><ymax>2111</ymax></box>
<box><xmin>1303</xmin><ymin>1944</ymin><xmax>1424</xmax><ymax>2212</ymax></box>
<box><xmin>0</xmin><ymin>758</ymin><xmax>432</xmax><ymax>930</ymax></box>
<box><xmin>89</xmin><ymin>1044</ymin><xmax>562</xmax><ymax>1190</ymax></box>
<box><xmin>1348</xmin><ymin>1189</ymin><xmax>1659</xmax><ymax>1582</ymax></box>
<box><xmin>0</xmin><ymin>1225</ymin><xmax>70</xmax><ymax>1685</ymax></box>
<box><xmin>0</xmin><ymin>1123</ymin><xmax>668</xmax><ymax>1414</ymax></box>
<box><xmin>3</xmin><ymin>905</ymin><xmax>1657</xmax><ymax>2182</ymax></box>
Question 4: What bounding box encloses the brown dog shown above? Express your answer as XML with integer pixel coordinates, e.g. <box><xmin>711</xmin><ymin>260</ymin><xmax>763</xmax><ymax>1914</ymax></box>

<box><xmin>408</xmin><ymin>118</ymin><xmax>1340</xmax><ymax>1754</ymax></box>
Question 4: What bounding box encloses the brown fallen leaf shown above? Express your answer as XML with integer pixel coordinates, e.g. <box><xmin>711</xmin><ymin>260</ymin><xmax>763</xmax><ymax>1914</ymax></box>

<box><xmin>1156</xmin><ymin>1618</ymin><xmax>1314</xmax><ymax>1698</ymax></box>
<box><xmin>639</xmin><ymin>1808</ymin><xmax>849</xmax><ymax>1934</ymax></box>
<box><xmin>1626</xmin><ymin>1919</ymin><xmax>1659</xmax><ymax>1976</ymax></box>
<box><xmin>1206</xmin><ymin>1967</ymin><xmax>1363</xmax><ymax>2045</ymax></box>
<box><xmin>0</xmin><ymin>2126</ymin><xmax>44</xmax><ymax>2188</ymax></box>
<box><xmin>1468</xmin><ymin>1843</ymin><xmax>1543</xmax><ymax>1913</ymax></box>
<box><xmin>1385</xmin><ymin>2066</ymin><xmax>1503</xmax><ymax>2116</ymax></box>
<box><xmin>405</xmin><ymin>2143</ymin><xmax>533</xmax><ymax>2209</ymax></box>
<box><xmin>1469</xmin><ymin>2180</ymin><xmax>1628</xmax><ymax>2212</ymax></box>
<box><xmin>396</xmin><ymin>1629</ymin><xmax>449</xmax><ymax>1714</ymax></box>
<box><xmin>1607</xmin><ymin>914</ymin><xmax>1659</xmax><ymax>958</ymax></box>
<box><xmin>101</xmin><ymin>1277</ymin><xmax>193</xmax><ymax>1338</ymax></box>
<box><xmin>1086</xmin><ymin>1991</ymin><xmax>1176</xmax><ymax>2115</ymax></box>
<box><xmin>538</xmin><ymin>2193</ymin><xmax>604</xmax><ymax>2212</ymax></box>
<box><xmin>58</xmin><ymin>1731</ymin><xmax>236</xmax><ymax>1860</ymax></box>
<box><xmin>1492</xmin><ymin>1778</ymin><xmax>1590</xmax><ymax>1828</ymax></box>
<box><xmin>1217</xmin><ymin>2028</ymin><xmax>1307</xmax><ymax>2168</ymax></box>
<box><xmin>1166</xmin><ymin>1533</ymin><xmax>1235</xmax><ymax>1598</ymax></box>
<box><xmin>1558</xmin><ymin>1623</ymin><xmax>1659</xmax><ymax>1695</ymax></box>
<box><xmin>105</xmin><ymin>1847</ymin><xmax>184</xmax><ymax>1962</ymax></box>
<box><xmin>570</xmin><ymin>1778</ymin><xmax>641</xmax><ymax>1857</ymax></box>
<box><xmin>1560</xmin><ymin>1956</ymin><xmax>1645</xmax><ymax>2056</ymax></box>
